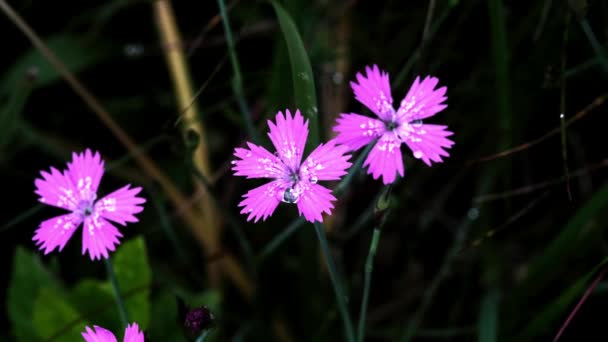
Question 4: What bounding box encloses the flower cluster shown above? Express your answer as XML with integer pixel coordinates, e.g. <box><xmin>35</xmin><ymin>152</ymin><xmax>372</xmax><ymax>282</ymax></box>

<box><xmin>30</xmin><ymin>64</ymin><xmax>453</xmax><ymax>340</ymax></box>
<box><xmin>233</xmin><ymin>65</ymin><xmax>453</xmax><ymax>222</ymax></box>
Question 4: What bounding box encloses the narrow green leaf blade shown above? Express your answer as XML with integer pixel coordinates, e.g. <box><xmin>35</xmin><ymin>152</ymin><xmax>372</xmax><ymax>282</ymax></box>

<box><xmin>270</xmin><ymin>1</ymin><xmax>319</xmax><ymax>147</ymax></box>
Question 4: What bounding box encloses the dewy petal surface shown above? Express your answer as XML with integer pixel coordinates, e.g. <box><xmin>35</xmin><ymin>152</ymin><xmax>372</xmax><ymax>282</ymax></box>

<box><xmin>81</xmin><ymin>325</ymin><xmax>118</xmax><ymax>342</ymax></box>
<box><xmin>333</xmin><ymin>113</ymin><xmax>384</xmax><ymax>151</ymax></box>
<box><xmin>300</xmin><ymin>139</ymin><xmax>352</xmax><ymax>181</ymax></box>
<box><xmin>363</xmin><ymin>134</ymin><xmax>404</xmax><ymax>184</ymax></box>
<box><xmin>401</xmin><ymin>123</ymin><xmax>454</xmax><ymax>166</ymax></box>
<box><xmin>295</xmin><ymin>182</ymin><xmax>337</xmax><ymax>223</ymax></box>
<box><xmin>267</xmin><ymin>109</ymin><xmax>308</xmax><ymax>171</ymax></box>
<box><xmin>82</xmin><ymin>215</ymin><xmax>123</xmax><ymax>260</ymax></box>
<box><xmin>34</xmin><ymin>167</ymin><xmax>79</xmax><ymax>210</ymax></box>
<box><xmin>232</xmin><ymin>142</ymin><xmax>288</xmax><ymax>179</ymax></box>
<box><xmin>33</xmin><ymin>213</ymin><xmax>83</xmax><ymax>254</ymax></box>
<box><xmin>350</xmin><ymin>65</ymin><xmax>394</xmax><ymax>121</ymax></box>
<box><xmin>396</xmin><ymin>76</ymin><xmax>448</xmax><ymax>122</ymax></box>
<box><xmin>238</xmin><ymin>180</ymin><xmax>285</xmax><ymax>223</ymax></box>
<box><xmin>123</xmin><ymin>323</ymin><xmax>145</xmax><ymax>342</ymax></box>
<box><xmin>95</xmin><ymin>185</ymin><xmax>146</xmax><ymax>226</ymax></box>
<box><xmin>66</xmin><ymin>149</ymin><xmax>105</xmax><ymax>201</ymax></box>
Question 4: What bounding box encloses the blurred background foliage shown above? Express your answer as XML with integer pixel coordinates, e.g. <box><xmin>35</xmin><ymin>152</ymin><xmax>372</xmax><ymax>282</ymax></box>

<box><xmin>1</xmin><ymin>0</ymin><xmax>608</xmax><ymax>341</ymax></box>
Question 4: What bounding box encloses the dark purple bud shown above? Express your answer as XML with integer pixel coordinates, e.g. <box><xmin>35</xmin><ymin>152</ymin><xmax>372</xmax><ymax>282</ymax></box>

<box><xmin>184</xmin><ymin>306</ymin><xmax>215</xmax><ymax>334</ymax></box>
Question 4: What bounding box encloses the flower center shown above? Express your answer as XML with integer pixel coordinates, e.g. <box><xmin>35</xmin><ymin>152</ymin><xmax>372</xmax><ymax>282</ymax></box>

<box><xmin>76</xmin><ymin>199</ymin><xmax>96</xmax><ymax>218</ymax></box>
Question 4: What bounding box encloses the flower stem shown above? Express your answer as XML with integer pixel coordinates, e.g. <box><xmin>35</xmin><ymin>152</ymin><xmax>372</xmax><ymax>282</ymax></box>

<box><xmin>104</xmin><ymin>257</ymin><xmax>129</xmax><ymax>327</ymax></box>
<box><xmin>357</xmin><ymin>228</ymin><xmax>381</xmax><ymax>342</ymax></box>
<box><xmin>313</xmin><ymin>222</ymin><xmax>355</xmax><ymax>342</ymax></box>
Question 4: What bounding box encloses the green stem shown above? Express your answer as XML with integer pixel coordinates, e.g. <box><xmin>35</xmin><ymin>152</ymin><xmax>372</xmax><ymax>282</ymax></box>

<box><xmin>195</xmin><ymin>330</ymin><xmax>211</xmax><ymax>342</ymax></box>
<box><xmin>216</xmin><ymin>0</ymin><xmax>259</xmax><ymax>143</ymax></box>
<box><xmin>357</xmin><ymin>228</ymin><xmax>381</xmax><ymax>342</ymax></box>
<box><xmin>104</xmin><ymin>257</ymin><xmax>129</xmax><ymax>327</ymax></box>
<box><xmin>313</xmin><ymin>222</ymin><xmax>356</xmax><ymax>342</ymax></box>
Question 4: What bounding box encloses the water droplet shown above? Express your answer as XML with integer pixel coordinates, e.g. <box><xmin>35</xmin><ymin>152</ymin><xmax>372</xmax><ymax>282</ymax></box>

<box><xmin>309</xmin><ymin>176</ymin><xmax>318</xmax><ymax>184</ymax></box>
<box><xmin>559</xmin><ymin>113</ymin><xmax>565</xmax><ymax>119</ymax></box>
<box><xmin>413</xmin><ymin>151</ymin><xmax>423</xmax><ymax>159</ymax></box>
<box><xmin>467</xmin><ymin>208</ymin><xmax>479</xmax><ymax>221</ymax></box>
<box><xmin>411</xmin><ymin>119</ymin><xmax>423</xmax><ymax>127</ymax></box>
<box><xmin>124</xmin><ymin>44</ymin><xmax>144</xmax><ymax>57</ymax></box>
<box><xmin>332</xmin><ymin>72</ymin><xmax>344</xmax><ymax>84</ymax></box>
<box><xmin>282</xmin><ymin>188</ymin><xmax>300</xmax><ymax>203</ymax></box>
<box><xmin>231</xmin><ymin>160</ymin><xmax>237</xmax><ymax>165</ymax></box>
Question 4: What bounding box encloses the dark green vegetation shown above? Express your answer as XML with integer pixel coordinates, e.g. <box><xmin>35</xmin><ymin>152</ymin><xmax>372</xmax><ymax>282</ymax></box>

<box><xmin>1</xmin><ymin>1</ymin><xmax>608</xmax><ymax>341</ymax></box>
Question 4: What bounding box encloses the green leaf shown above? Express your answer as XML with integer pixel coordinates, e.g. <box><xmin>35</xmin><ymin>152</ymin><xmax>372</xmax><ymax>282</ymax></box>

<box><xmin>112</xmin><ymin>237</ymin><xmax>152</xmax><ymax>328</ymax></box>
<box><xmin>69</xmin><ymin>279</ymin><xmax>120</xmax><ymax>332</ymax></box>
<box><xmin>0</xmin><ymin>34</ymin><xmax>108</xmax><ymax>93</ymax></box>
<box><xmin>149</xmin><ymin>291</ymin><xmax>186</xmax><ymax>342</ymax></box>
<box><xmin>512</xmin><ymin>258</ymin><xmax>608</xmax><ymax>341</ymax></box>
<box><xmin>270</xmin><ymin>0</ymin><xmax>319</xmax><ymax>147</ymax></box>
<box><xmin>32</xmin><ymin>287</ymin><xmax>88</xmax><ymax>342</ymax></box>
<box><xmin>478</xmin><ymin>290</ymin><xmax>500</xmax><ymax>342</ymax></box>
<box><xmin>515</xmin><ymin>182</ymin><xmax>608</xmax><ymax>297</ymax></box>
<box><xmin>7</xmin><ymin>247</ymin><xmax>61</xmax><ymax>341</ymax></box>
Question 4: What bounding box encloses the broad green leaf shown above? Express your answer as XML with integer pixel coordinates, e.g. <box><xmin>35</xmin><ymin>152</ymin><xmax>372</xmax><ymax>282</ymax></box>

<box><xmin>149</xmin><ymin>291</ymin><xmax>186</xmax><ymax>342</ymax></box>
<box><xmin>112</xmin><ymin>237</ymin><xmax>152</xmax><ymax>328</ymax></box>
<box><xmin>7</xmin><ymin>247</ymin><xmax>61</xmax><ymax>341</ymax></box>
<box><xmin>478</xmin><ymin>290</ymin><xmax>500</xmax><ymax>342</ymax></box>
<box><xmin>33</xmin><ymin>287</ymin><xmax>88</xmax><ymax>342</ymax></box>
<box><xmin>69</xmin><ymin>279</ymin><xmax>120</xmax><ymax>332</ymax></box>
<box><xmin>270</xmin><ymin>1</ymin><xmax>319</xmax><ymax>147</ymax></box>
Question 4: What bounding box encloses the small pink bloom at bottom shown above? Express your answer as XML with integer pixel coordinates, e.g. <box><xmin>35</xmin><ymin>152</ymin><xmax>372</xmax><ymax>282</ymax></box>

<box><xmin>81</xmin><ymin>323</ymin><xmax>144</xmax><ymax>342</ymax></box>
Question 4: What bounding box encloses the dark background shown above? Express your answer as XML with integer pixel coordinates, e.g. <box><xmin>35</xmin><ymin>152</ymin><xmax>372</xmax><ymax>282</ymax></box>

<box><xmin>1</xmin><ymin>0</ymin><xmax>608</xmax><ymax>341</ymax></box>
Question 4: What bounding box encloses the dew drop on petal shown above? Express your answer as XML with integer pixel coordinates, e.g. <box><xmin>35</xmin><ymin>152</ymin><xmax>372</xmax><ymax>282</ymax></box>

<box><xmin>231</xmin><ymin>160</ymin><xmax>237</xmax><ymax>165</ymax></box>
<box><xmin>413</xmin><ymin>151</ymin><xmax>423</xmax><ymax>159</ymax></box>
<box><xmin>282</xmin><ymin>188</ymin><xmax>300</xmax><ymax>204</ymax></box>
<box><xmin>411</xmin><ymin>119</ymin><xmax>423</xmax><ymax>127</ymax></box>
<box><xmin>309</xmin><ymin>176</ymin><xmax>318</xmax><ymax>184</ymax></box>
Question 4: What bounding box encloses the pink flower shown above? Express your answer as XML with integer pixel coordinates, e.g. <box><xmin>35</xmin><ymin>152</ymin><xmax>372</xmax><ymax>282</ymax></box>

<box><xmin>81</xmin><ymin>322</ymin><xmax>144</xmax><ymax>342</ymax></box>
<box><xmin>34</xmin><ymin>149</ymin><xmax>145</xmax><ymax>260</ymax></box>
<box><xmin>232</xmin><ymin>109</ymin><xmax>352</xmax><ymax>223</ymax></box>
<box><xmin>333</xmin><ymin>65</ymin><xmax>454</xmax><ymax>184</ymax></box>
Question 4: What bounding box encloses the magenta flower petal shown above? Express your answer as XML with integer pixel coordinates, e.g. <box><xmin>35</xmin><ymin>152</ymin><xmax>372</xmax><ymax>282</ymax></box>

<box><xmin>402</xmin><ymin>124</ymin><xmax>454</xmax><ymax>166</ymax></box>
<box><xmin>397</xmin><ymin>76</ymin><xmax>448</xmax><ymax>122</ymax></box>
<box><xmin>267</xmin><ymin>109</ymin><xmax>308</xmax><ymax>170</ymax></box>
<box><xmin>34</xmin><ymin>167</ymin><xmax>79</xmax><ymax>210</ymax></box>
<box><xmin>66</xmin><ymin>149</ymin><xmax>105</xmax><ymax>199</ymax></box>
<box><xmin>123</xmin><ymin>323</ymin><xmax>145</xmax><ymax>342</ymax></box>
<box><xmin>233</xmin><ymin>109</ymin><xmax>352</xmax><ymax>223</ymax></box>
<box><xmin>363</xmin><ymin>134</ymin><xmax>404</xmax><ymax>184</ymax></box>
<box><xmin>232</xmin><ymin>142</ymin><xmax>287</xmax><ymax>179</ymax></box>
<box><xmin>82</xmin><ymin>216</ymin><xmax>123</xmax><ymax>260</ymax></box>
<box><xmin>333</xmin><ymin>113</ymin><xmax>383</xmax><ymax>151</ymax></box>
<box><xmin>300</xmin><ymin>139</ymin><xmax>352</xmax><ymax>181</ymax></box>
<box><xmin>82</xmin><ymin>325</ymin><xmax>118</xmax><ymax>342</ymax></box>
<box><xmin>238</xmin><ymin>180</ymin><xmax>284</xmax><ymax>223</ymax></box>
<box><xmin>350</xmin><ymin>65</ymin><xmax>394</xmax><ymax>121</ymax></box>
<box><xmin>296</xmin><ymin>183</ymin><xmax>336</xmax><ymax>223</ymax></box>
<box><xmin>333</xmin><ymin>65</ymin><xmax>454</xmax><ymax>183</ymax></box>
<box><xmin>81</xmin><ymin>323</ymin><xmax>144</xmax><ymax>342</ymax></box>
<box><xmin>95</xmin><ymin>185</ymin><xmax>146</xmax><ymax>225</ymax></box>
<box><xmin>33</xmin><ymin>213</ymin><xmax>82</xmax><ymax>254</ymax></box>
<box><xmin>33</xmin><ymin>149</ymin><xmax>145</xmax><ymax>259</ymax></box>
